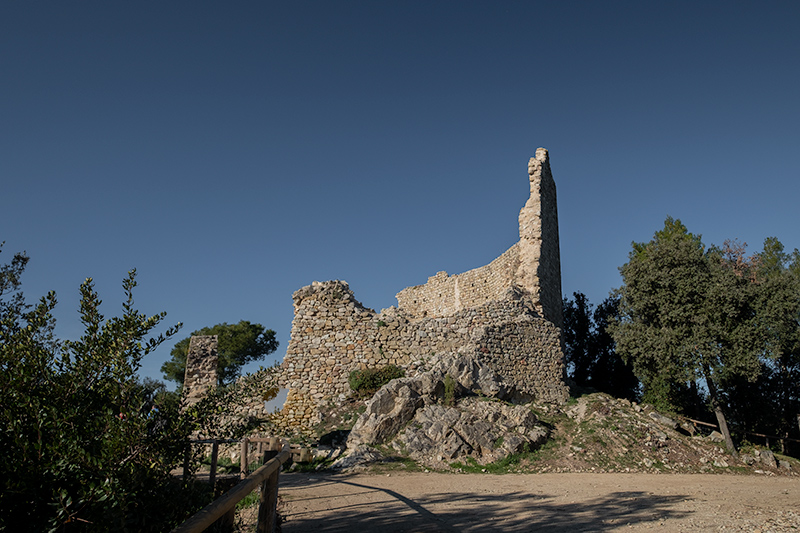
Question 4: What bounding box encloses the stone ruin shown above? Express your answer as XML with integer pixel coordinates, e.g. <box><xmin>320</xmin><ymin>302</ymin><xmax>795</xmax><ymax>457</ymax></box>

<box><xmin>182</xmin><ymin>335</ymin><xmax>218</xmax><ymax>407</ymax></box>
<box><xmin>278</xmin><ymin>147</ymin><xmax>569</xmax><ymax>433</ymax></box>
<box><xmin>181</xmin><ymin>148</ymin><xmax>569</xmax><ymax>436</ymax></box>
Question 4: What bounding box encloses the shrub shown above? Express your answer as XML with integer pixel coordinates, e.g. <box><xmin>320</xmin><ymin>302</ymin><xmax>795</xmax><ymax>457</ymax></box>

<box><xmin>444</xmin><ymin>374</ymin><xmax>457</xmax><ymax>406</ymax></box>
<box><xmin>348</xmin><ymin>365</ymin><xmax>405</xmax><ymax>397</ymax></box>
<box><xmin>0</xmin><ymin>244</ymin><xmax>219</xmax><ymax>532</ymax></box>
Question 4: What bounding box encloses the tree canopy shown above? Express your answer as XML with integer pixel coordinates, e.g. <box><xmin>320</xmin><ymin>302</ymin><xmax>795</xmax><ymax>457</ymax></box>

<box><xmin>562</xmin><ymin>292</ymin><xmax>639</xmax><ymax>400</ymax></box>
<box><xmin>161</xmin><ymin>320</ymin><xmax>279</xmax><ymax>386</ymax></box>
<box><xmin>610</xmin><ymin>217</ymin><xmax>799</xmax><ymax>455</ymax></box>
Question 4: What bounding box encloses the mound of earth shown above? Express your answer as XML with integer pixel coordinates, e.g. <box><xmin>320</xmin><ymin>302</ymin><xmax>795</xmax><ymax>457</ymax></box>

<box><xmin>531</xmin><ymin>393</ymin><xmax>796</xmax><ymax>475</ymax></box>
<box><xmin>314</xmin><ymin>387</ymin><xmax>798</xmax><ymax>476</ymax></box>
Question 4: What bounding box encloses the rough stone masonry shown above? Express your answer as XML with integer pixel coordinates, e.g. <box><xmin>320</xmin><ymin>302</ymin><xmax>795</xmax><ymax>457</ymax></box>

<box><xmin>182</xmin><ymin>335</ymin><xmax>218</xmax><ymax>408</ymax></box>
<box><xmin>277</xmin><ymin>148</ymin><xmax>569</xmax><ymax>433</ymax></box>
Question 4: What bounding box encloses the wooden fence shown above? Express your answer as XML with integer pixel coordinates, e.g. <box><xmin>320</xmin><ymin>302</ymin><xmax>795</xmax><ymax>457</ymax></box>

<box><xmin>686</xmin><ymin>417</ymin><xmax>800</xmax><ymax>452</ymax></box>
<box><xmin>172</xmin><ymin>445</ymin><xmax>292</xmax><ymax>533</ymax></box>
<box><xmin>174</xmin><ymin>437</ymin><xmax>313</xmax><ymax>532</ymax></box>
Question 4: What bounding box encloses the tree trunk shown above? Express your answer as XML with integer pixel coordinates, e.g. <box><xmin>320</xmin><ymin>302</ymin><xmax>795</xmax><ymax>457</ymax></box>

<box><xmin>704</xmin><ymin>369</ymin><xmax>738</xmax><ymax>458</ymax></box>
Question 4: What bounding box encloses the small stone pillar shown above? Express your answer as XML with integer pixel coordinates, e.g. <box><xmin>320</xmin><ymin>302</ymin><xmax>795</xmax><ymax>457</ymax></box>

<box><xmin>183</xmin><ymin>335</ymin><xmax>218</xmax><ymax>407</ymax></box>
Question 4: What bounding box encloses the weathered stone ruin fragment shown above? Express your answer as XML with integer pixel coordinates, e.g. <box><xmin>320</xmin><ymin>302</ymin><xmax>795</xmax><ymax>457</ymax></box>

<box><xmin>182</xmin><ymin>335</ymin><xmax>218</xmax><ymax>408</ymax></box>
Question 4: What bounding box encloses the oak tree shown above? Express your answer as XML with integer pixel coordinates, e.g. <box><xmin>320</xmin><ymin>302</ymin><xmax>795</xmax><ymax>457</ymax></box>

<box><xmin>610</xmin><ymin>218</ymin><xmax>771</xmax><ymax>456</ymax></box>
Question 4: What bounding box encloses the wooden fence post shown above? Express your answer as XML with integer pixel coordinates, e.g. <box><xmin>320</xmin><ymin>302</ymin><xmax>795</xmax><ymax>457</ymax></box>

<box><xmin>240</xmin><ymin>438</ymin><xmax>249</xmax><ymax>479</ymax></box>
<box><xmin>209</xmin><ymin>440</ymin><xmax>219</xmax><ymax>488</ymax></box>
<box><xmin>299</xmin><ymin>448</ymin><xmax>312</xmax><ymax>463</ymax></box>
<box><xmin>263</xmin><ymin>450</ymin><xmax>278</xmax><ymax>463</ymax></box>
<box><xmin>256</xmin><ymin>467</ymin><xmax>280</xmax><ymax>533</ymax></box>
<box><xmin>269</xmin><ymin>436</ymin><xmax>281</xmax><ymax>451</ymax></box>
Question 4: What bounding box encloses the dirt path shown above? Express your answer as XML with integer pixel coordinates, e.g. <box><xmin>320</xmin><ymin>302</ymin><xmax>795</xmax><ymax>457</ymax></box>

<box><xmin>278</xmin><ymin>472</ymin><xmax>799</xmax><ymax>532</ymax></box>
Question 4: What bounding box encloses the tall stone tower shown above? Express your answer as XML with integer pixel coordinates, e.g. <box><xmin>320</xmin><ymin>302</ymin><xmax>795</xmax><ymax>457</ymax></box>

<box><xmin>394</xmin><ymin>147</ymin><xmax>563</xmax><ymax>327</ymax></box>
<box><xmin>517</xmin><ymin>148</ymin><xmax>563</xmax><ymax>328</ymax></box>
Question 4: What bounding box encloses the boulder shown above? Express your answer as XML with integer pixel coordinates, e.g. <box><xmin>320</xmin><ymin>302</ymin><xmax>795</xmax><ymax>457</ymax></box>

<box><xmin>393</xmin><ymin>398</ymin><xmax>549</xmax><ymax>467</ymax></box>
<box><xmin>757</xmin><ymin>449</ymin><xmax>777</xmax><ymax>468</ymax></box>
<box><xmin>648</xmin><ymin>411</ymin><xmax>678</xmax><ymax>430</ymax></box>
<box><xmin>435</xmin><ymin>353</ymin><xmax>510</xmax><ymax>400</ymax></box>
<box><xmin>346</xmin><ymin>353</ymin><xmax>511</xmax><ymax>448</ymax></box>
<box><xmin>346</xmin><ymin>378</ymin><xmax>425</xmax><ymax>447</ymax></box>
<box><xmin>330</xmin><ymin>445</ymin><xmax>385</xmax><ymax>470</ymax></box>
<box><xmin>342</xmin><ymin>353</ymin><xmax>547</xmax><ymax>469</ymax></box>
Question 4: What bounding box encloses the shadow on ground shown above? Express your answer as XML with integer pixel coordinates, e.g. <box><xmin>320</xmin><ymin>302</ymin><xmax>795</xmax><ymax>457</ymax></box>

<box><xmin>278</xmin><ymin>475</ymin><xmax>690</xmax><ymax>532</ymax></box>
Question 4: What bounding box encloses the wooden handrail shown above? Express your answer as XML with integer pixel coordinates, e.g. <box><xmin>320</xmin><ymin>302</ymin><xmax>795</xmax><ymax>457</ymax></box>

<box><xmin>685</xmin><ymin>418</ymin><xmax>800</xmax><ymax>444</ymax></box>
<box><xmin>171</xmin><ymin>448</ymin><xmax>291</xmax><ymax>533</ymax></box>
<box><xmin>685</xmin><ymin>417</ymin><xmax>718</xmax><ymax>428</ymax></box>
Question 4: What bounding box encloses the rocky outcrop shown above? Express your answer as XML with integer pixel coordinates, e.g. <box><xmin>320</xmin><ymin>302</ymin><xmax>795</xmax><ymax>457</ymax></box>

<box><xmin>395</xmin><ymin>398</ymin><xmax>549</xmax><ymax>466</ymax></box>
<box><xmin>345</xmin><ymin>353</ymin><xmax>510</xmax><ymax>448</ymax></box>
<box><xmin>335</xmin><ymin>354</ymin><xmax>549</xmax><ymax>469</ymax></box>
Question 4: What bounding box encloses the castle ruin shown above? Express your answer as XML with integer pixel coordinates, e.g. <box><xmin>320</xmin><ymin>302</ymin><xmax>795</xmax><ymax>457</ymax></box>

<box><xmin>277</xmin><ymin>148</ymin><xmax>568</xmax><ymax>432</ymax></box>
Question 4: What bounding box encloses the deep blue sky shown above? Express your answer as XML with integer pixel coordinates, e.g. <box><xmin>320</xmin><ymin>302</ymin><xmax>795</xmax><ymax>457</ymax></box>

<box><xmin>3</xmin><ymin>2</ymin><xmax>799</xmax><ymax>386</ymax></box>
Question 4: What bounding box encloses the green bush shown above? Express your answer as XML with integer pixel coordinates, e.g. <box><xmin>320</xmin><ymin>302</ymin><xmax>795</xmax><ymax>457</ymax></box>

<box><xmin>348</xmin><ymin>365</ymin><xmax>405</xmax><ymax>397</ymax></box>
<box><xmin>0</xmin><ymin>244</ymin><xmax>220</xmax><ymax>532</ymax></box>
<box><xmin>444</xmin><ymin>374</ymin><xmax>457</xmax><ymax>406</ymax></box>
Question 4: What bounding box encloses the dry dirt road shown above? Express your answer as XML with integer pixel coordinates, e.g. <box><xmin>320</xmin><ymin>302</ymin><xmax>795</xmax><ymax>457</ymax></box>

<box><xmin>278</xmin><ymin>472</ymin><xmax>799</xmax><ymax>532</ymax></box>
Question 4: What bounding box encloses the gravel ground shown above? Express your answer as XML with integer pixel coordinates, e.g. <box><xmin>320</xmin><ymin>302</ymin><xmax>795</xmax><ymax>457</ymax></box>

<box><xmin>278</xmin><ymin>472</ymin><xmax>800</xmax><ymax>532</ymax></box>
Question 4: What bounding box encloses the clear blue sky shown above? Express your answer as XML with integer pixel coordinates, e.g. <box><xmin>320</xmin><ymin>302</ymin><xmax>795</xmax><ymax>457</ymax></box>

<box><xmin>3</xmin><ymin>2</ymin><xmax>799</xmax><ymax>386</ymax></box>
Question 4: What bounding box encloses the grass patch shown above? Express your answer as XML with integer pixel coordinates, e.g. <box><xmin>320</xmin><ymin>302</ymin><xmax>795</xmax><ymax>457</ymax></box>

<box><xmin>448</xmin><ymin>442</ymin><xmax>553</xmax><ymax>474</ymax></box>
<box><xmin>443</xmin><ymin>374</ymin><xmax>456</xmax><ymax>406</ymax></box>
<box><xmin>236</xmin><ymin>491</ymin><xmax>260</xmax><ymax>510</ymax></box>
<box><xmin>375</xmin><ymin>456</ymin><xmax>423</xmax><ymax>472</ymax></box>
<box><xmin>202</xmin><ymin>455</ymin><xmax>241</xmax><ymax>475</ymax></box>
<box><xmin>290</xmin><ymin>458</ymin><xmax>332</xmax><ymax>473</ymax></box>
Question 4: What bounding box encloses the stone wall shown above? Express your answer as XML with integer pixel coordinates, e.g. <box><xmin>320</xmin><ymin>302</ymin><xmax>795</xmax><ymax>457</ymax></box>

<box><xmin>279</xmin><ymin>280</ymin><xmax>568</xmax><ymax>429</ymax></box>
<box><xmin>183</xmin><ymin>335</ymin><xmax>218</xmax><ymax>407</ymax></box>
<box><xmin>396</xmin><ymin>148</ymin><xmax>562</xmax><ymax>328</ymax></box>
<box><xmin>396</xmin><ymin>244</ymin><xmax>521</xmax><ymax>319</ymax></box>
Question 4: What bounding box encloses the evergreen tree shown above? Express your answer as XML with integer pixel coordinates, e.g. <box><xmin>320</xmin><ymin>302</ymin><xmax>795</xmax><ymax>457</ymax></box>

<box><xmin>0</xmin><ymin>244</ymin><xmax>212</xmax><ymax>532</ymax></box>
<box><xmin>562</xmin><ymin>292</ymin><xmax>639</xmax><ymax>400</ymax></box>
<box><xmin>611</xmin><ymin>218</ymin><xmax>771</xmax><ymax>456</ymax></box>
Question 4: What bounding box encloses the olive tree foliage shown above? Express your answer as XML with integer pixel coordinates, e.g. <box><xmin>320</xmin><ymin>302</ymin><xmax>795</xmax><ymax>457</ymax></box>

<box><xmin>562</xmin><ymin>292</ymin><xmax>640</xmax><ymax>401</ymax></box>
<box><xmin>610</xmin><ymin>218</ymin><xmax>782</xmax><ymax>456</ymax></box>
<box><xmin>161</xmin><ymin>321</ymin><xmax>279</xmax><ymax>386</ymax></box>
<box><xmin>0</xmin><ymin>243</ymin><xmax>218</xmax><ymax>532</ymax></box>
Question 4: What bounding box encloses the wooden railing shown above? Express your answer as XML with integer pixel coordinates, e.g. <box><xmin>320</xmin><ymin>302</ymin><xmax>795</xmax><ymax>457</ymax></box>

<box><xmin>171</xmin><ymin>446</ymin><xmax>292</xmax><ymax>533</ymax></box>
<box><xmin>685</xmin><ymin>417</ymin><xmax>800</xmax><ymax>451</ymax></box>
<box><xmin>183</xmin><ymin>438</ymin><xmax>238</xmax><ymax>488</ymax></box>
<box><xmin>174</xmin><ymin>437</ymin><xmax>313</xmax><ymax>532</ymax></box>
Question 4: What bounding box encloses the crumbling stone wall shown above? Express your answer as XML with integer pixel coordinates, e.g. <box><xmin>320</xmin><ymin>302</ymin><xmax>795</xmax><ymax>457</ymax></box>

<box><xmin>183</xmin><ymin>335</ymin><xmax>218</xmax><ymax>407</ymax></box>
<box><xmin>395</xmin><ymin>245</ymin><xmax>520</xmax><ymax>320</ymax></box>
<box><xmin>518</xmin><ymin>147</ymin><xmax>563</xmax><ymax>328</ymax></box>
<box><xmin>397</xmin><ymin>148</ymin><xmax>562</xmax><ymax>328</ymax></box>
<box><xmin>278</xmin><ymin>280</ymin><xmax>568</xmax><ymax>430</ymax></box>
